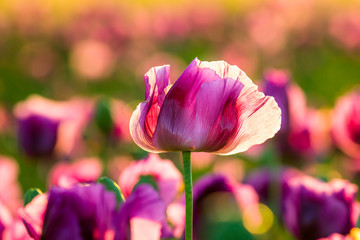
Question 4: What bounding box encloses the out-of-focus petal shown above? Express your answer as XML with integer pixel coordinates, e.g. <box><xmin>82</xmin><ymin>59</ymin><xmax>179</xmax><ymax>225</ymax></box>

<box><xmin>114</xmin><ymin>185</ymin><xmax>166</xmax><ymax>240</ymax></box>
<box><xmin>118</xmin><ymin>153</ymin><xmax>182</xmax><ymax>205</ymax></box>
<box><xmin>48</xmin><ymin>158</ymin><xmax>102</xmax><ymax>188</ymax></box>
<box><xmin>19</xmin><ymin>194</ymin><xmax>48</xmax><ymax>240</ymax></box>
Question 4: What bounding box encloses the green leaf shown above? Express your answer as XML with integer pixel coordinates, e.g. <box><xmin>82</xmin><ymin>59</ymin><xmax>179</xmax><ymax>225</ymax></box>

<box><xmin>356</xmin><ymin>214</ymin><xmax>360</xmax><ymax>228</ymax></box>
<box><xmin>24</xmin><ymin>188</ymin><xmax>42</xmax><ymax>206</ymax></box>
<box><xmin>98</xmin><ymin>176</ymin><xmax>125</xmax><ymax>205</ymax></box>
<box><xmin>94</xmin><ymin>97</ymin><xmax>114</xmax><ymax>135</ymax></box>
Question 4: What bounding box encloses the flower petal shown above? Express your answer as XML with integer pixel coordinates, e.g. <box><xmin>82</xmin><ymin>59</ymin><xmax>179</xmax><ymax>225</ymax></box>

<box><xmin>152</xmin><ymin>58</ymin><xmax>223</xmax><ymax>151</ymax></box>
<box><xmin>130</xmin><ymin>65</ymin><xmax>171</xmax><ymax>152</ymax></box>
<box><xmin>193</xmin><ymin>77</ymin><xmax>243</xmax><ymax>151</ymax></box>
<box><xmin>198</xmin><ymin>60</ymin><xmax>281</xmax><ymax>155</ymax></box>
<box><xmin>216</xmin><ymin>84</ymin><xmax>281</xmax><ymax>155</ymax></box>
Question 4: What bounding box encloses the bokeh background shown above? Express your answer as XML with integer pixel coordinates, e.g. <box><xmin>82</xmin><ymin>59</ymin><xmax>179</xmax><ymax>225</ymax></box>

<box><xmin>1</xmin><ymin>0</ymin><xmax>360</xmax><ymax>239</ymax></box>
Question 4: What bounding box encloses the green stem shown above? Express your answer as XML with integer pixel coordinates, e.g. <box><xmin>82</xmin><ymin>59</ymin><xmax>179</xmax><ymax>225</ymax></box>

<box><xmin>182</xmin><ymin>151</ymin><xmax>192</xmax><ymax>240</ymax></box>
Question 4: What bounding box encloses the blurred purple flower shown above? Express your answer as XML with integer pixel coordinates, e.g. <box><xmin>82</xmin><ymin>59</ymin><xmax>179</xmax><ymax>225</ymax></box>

<box><xmin>22</xmin><ymin>184</ymin><xmax>116</xmax><ymax>240</ymax></box>
<box><xmin>21</xmin><ymin>183</ymin><xmax>167</xmax><ymax>240</ymax></box>
<box><xmin>17</xmin><ymin>114</ymin><xmax>59</xmax><ymax>158</ymax></box>
<box><xmin>2</xmin><ymin>217</ymin><xmax>32</xmax><ymax>240</ymax></box>
<box><xmin>130</xmin><ymin>58</ymin><xmax>281</xmax><ymax>154</ymax></box>
<box><xmin>14</xmin><ymin>95</ymin><xmax>93</xmax><ymax>159</ymax></box>
<box><xmin>114</xmin><ymin>185</ymin><xmax>166</xmax><ymax>240</ymax></box>
<box><xmin>282</xmin><ymin>175</ymin><xmax>359</xmax><ymax>240</ymax></box>
<box><xmin>48</xmin><ymin>158</ymin><xmax>103</xmax><ymax>188</ymax></box>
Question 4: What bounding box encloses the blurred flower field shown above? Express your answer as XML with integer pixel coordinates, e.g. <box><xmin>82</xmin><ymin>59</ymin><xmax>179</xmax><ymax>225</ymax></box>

<box><xmin>1</xmin><ymin>0</ymin><xmax>360</xmax><ymax>239</ymax></box>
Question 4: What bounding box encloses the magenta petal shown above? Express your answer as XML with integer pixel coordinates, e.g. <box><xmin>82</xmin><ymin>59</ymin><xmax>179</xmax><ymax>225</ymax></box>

<box><xmin>194</xmin><ymin>77</ymin><xmax>243</xmax><ymax>151</ymax></box>
<box><xmin>152</xmin><ymin>59</ymin><xmax>223</xmax><ymax>151</ymax></box>
<box><xmin>130</xmin><ymin>65</ymin><xmax>171</xmax><ymax>152</ymax></box>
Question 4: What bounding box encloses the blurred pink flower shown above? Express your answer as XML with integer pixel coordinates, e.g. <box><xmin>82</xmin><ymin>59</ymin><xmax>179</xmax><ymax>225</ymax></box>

<box><xmin>287</xmin><ymin>108</ymin><xmax>330</xmax><ymax>158</ymax></box>
<box><xmin>130</xmin><ymin>58</ymin><xmax>281</xmax><ymax>154</ymax></box>
<box><xmin>19</xmin><ymin>194</ymin><xmax>48</xmax><ymax>239</ymax></box>
<box><xmin>332</xmin><ymin>88</ymin><xmax>360</xmax><ymax>159</ymax></box>
<box><xmin>0</xmin><ymin>200</ymin><xmax>12</xmax><ymax>239</ymax></box>
<box><xmin>0</xmin><ymin>156</ymin><xmax>22</xmax><ymax>213</ymax></box>
<box><xmin>329</xmin><ymin>11</ymin><xmax>360</xmax><ymax>50</ymax></box>
<box><xmin>2</xmin><ymin>217</ymin><xmax>32</xmax><ymax>240</ymax></box>
<box><xmin>70</xmin><ymin>39</ymin><xmax>116</xmax><ymax>81</ymax></box>
<box><xmin>14</xmin><ymin>95</ymin><xmax>93</xmax><ymax>158</ymax></box>
<box><xmin>48</xmin><ymin>158</ymin><xmax>103</xmax><ymax>188</ymax></box>
<box><xmin>118</xmin><ymin>153</ymin><xmax>182</xmax><ymax>205</ymax></box>
<box><xmin>263</xmin><ymin>69</ymin><xmax>330</xmax><ymax>160</ymax></box>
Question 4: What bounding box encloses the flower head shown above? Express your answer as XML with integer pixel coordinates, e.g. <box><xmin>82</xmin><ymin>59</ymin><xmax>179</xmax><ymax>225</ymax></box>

<box><xmin>130</xmin><ymin>58</ymin><xmax>281</xmax><ymax>154</ymax></box>
<box><xmin>20</xmin><ymin>183</ymin><xmax>167</xmax><ymax>240</ymax></box>
<box><xmin>282</xmin><ymin>175</ymin><xmax>359</xmax><ymax>240</ymax></box>
<box><xmin>332</xmin><ymin>88</ymin><xmax>360</xmax><ymax>159</ymax></box>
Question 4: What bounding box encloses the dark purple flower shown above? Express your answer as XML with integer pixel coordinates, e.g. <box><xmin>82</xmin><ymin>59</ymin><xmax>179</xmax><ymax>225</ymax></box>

<box><xmin>40</xmin><ymin>184</ymin><xmax>116</xmax><ymax>240</ymax></box>
<box><xmin>282</xmin><ymin>175</ymin><xmax>359</xmax><ymax>240</ymax></box>
<box><xmin>18</xmin><ymin>114</ymin><xmax>59</xmax><ymax>157</ymax></box>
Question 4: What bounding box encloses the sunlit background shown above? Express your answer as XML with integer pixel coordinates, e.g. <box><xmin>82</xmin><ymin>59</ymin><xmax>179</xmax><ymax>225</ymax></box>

<box><xmin>1</xmin><ymin>0</ymin><xmax>360</xmax><ymax>239</ymax></box>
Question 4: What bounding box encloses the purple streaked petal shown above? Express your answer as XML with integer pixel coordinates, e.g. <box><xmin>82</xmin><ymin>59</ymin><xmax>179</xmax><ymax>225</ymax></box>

<box><xmin>130</xmin><ymin>65</ymin><xmax>171</xmax><ymax>153</ymax></box>
<box><xmin>152</xmin><ymin>58</ymin><xmax>223</xmax><ymax>151</ymax></box>
<box><xmin>194</xmin><ymin>78</ymin><xmax>243</xmax><ymax>151</ymax></box>
<box><xmin>215</xmin><ymin>84</ymin><xmax>281</xmax><ymax>155</ymax></box>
